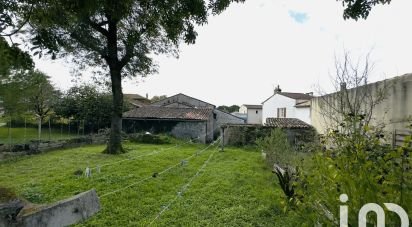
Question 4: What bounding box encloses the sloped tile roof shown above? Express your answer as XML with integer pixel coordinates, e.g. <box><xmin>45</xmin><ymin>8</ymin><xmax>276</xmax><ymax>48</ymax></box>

<box><xmin>123</xmin><ymin>106</ymin><xmax>212</xmax><ymax>121</ymax></box>
<box><xmin>262</xmin><ymin>92</ymin><xmax>313</xmax><ymax>104</ymax></box>
<box><xmin>294</xmin><ymin>100</ymin><xmax>311</xmax><ymax>108</ymax></box>
<box><xmin>242</xmin><ymin>104</ymin><xmax>262</xmax><ymax>109</ymax></box>
<box><xmin>151</xmin><ymin>93</ymin><xmax>216</xmax><ymax>108</ymax></box>
<box><xmin>279</xmin><ymin>92</ymin><xmax>312</xmax><ymax>100</ymax></box>
<box><xmin>265</xmin><ymin>118</ymin><xmax>312</xmax><ymax>128</ymax></box>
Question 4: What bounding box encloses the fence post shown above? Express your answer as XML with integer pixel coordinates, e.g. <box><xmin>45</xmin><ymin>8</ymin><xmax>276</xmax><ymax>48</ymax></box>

<box><xmin>68</xmin><ymin>119</ymin><xmax>71</xmax><ymax>136</ymax></box>
<box><xmin>24</xmin><ymin>117</ymin><xmax>27</xmax><ymax>143</ymax></box>
<box><xmin>48</xmin><ymin>118</ymin><xmax>51</xmax><ymax>141</ymax></box>
<box><xmin>220</xmin><ymin>126</ymin><xmax>225</xmax><ymax>152</ymax></box>
<box><xmin>392</xmin><ymin>129</ymin><xmax>396</xmax><ymax>148</ymax></box>
<box><xmin>77</xmin><ymin>120</ymin><xmax>80</xmax><ymax>137</ymax></box>
<box><xmin>8</xmin><ymin>116</ymin><xmax>11</xmax><ymax>152</ymax></box>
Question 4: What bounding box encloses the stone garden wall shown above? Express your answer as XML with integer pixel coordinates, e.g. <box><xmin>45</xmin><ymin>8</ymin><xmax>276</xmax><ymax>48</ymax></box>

<box><xmin>0</xmin><ymin>135</ymin><xmax>107</xmax><ymax>159</ymax></box>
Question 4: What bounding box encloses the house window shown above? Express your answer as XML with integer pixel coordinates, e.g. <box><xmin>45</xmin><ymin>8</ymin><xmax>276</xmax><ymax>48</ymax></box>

<box><xmin>213</xmin><ymin>113</ymin><xmax>217</xmax><ymax>119</ymax></box>
<box><xmin>277</xmin><ymin>108</ymin><xmax>286</xmax><ymax>118</ymax></box>
<box><xmin>256</xmin><ymin>110</ymin><xmax>258</xmax><ymax>114</ymax></box>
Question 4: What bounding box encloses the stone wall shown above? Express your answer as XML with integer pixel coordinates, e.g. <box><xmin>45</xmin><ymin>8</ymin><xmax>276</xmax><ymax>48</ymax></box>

<box><xmin>0</xmin><ymin>135</ymin><xmax>106</xmax><ymax>159</ymax></box>
<box><xmin>213</xmin><ymin>109</ymin><xmax>245</xmax><ymax>135</ymax></box>
<box><xmin>123</xmin><ymin>119</ymin><xmax>212</xmax><ymax>143</ymax></box>
<box><xmin>0</xmin><ymin>189</ymin><xmax>100</xmax><ymax>227</ymax></box>
<box><xmin>221</xmin><ymin>124</ymin><xmax>316</xmax><ymax>147</ymax></box>
<box><xmin>311</xmin><ymin>73</ymin><xmax>412</xmax><ymax>134</ymax></box>
<box><xmin>171</xmin><ymin>121</ymin><xmax>209</xmax><ymax>143</ymax></box>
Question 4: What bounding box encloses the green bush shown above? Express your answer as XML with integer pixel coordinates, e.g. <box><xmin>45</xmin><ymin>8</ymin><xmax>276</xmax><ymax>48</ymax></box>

<box><xmin>289</xmin><ymin>117</ymin><xmax>412</xmax><ymax>226</ymax></box>
<box><xmin>128</xmin><ymin>133</ymin><xmax>172</xmax><ymax>144</ymax></box>
<box><xmin>256</xmin><ymin>128</ymin><xmax>296</xmax><ymax>169</ymax></box>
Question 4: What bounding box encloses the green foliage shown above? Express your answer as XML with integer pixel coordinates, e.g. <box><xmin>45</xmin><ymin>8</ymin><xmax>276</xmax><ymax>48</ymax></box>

<box><xmin>21</xmin><ymin>183</ymin><xmax>45</xmax><ymax>203</ymax></box>
<box><xmin>0</xmin><ymin>127</ymin><xmax>76</xmax><ymax>145</ymax></box>
<box><xmin>0</xmin><ymin>143</ymin><xmax>300</xmax><ymax>225</ymax></box>
<box><xmin>0</xmin><ymin>37</ymin><xmax>34</xmax><ymax>77</ymax></box>
<box><xmin>128</xmin><ymin>133</ymin><xmax>172</xmax><ymax>145</ymax></box>
<box><xmin>337</xmin><ymin>0</ymin><xmax>391</xmax><ymax>20</ymax></box>
<box><xmin>225</xmin><ymin>126</ymin><xmax>271</xmax><ymax>147</ymax></box>
<box><xmin>4</xmin><ymin>0</ymin><xmax>245</xmax><ymax>153</ymax></box>
<box><xmin>54</xmin><ymin>85</ymin><xmax>113</xmax><ymax>132</ymax></box>
<box><xmin>217</xmin><ymin>105</ymin><xmax>240</xmax><ymax>113</ymax></box>
<box><xmin>257</xmin><ymin>128</ymin><xmax>294</xmax><ymax>168</ymax></box>
<box><xmin>150</xmin><ymin>95</ymin><xmax>167</xmax><ymax>103</ymax></box>
<box><xmin>0</xmin><ymin>70</ymin><xmax>58</xmax><ymax>118</ymax></box>
<box><xmin>290</xmin><ymin>118</ymin><xmax>412</xmax><ymax>226</ymax></box>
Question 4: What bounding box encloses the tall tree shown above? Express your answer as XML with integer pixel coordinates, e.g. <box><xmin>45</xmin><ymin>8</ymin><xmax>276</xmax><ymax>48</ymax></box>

<box><xmin>55</xmin><ymin>85</ymin><xmax>113</xmax><ymax>133</ymax></box>
<box><xmin>6</xmin><ymin>0</ymin><xmax>244</xmax><ymax>154</ymax></box>
<box><xmin>337</xmin><ymin>0</ymin><xmax>391</xmax><ymax>20</ymax></box>
<box><xmin>0</xmin><ymin>36</ymin><xmax>34</xmax><ymax>117</ymax></box>
<box><xmin>0</xmin><ymin>37</ymin><xmax>33</xmax><ymax>78</ymax></box>
<box><xmin>24</xmin><ymin>71</ymin><xmax>59</xmax><ymax>139</ymax></box>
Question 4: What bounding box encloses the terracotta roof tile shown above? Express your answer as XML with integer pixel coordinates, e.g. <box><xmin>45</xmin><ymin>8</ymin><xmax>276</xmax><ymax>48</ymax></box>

<box><xmin>242</xmin><ymin>104</ymin><xmax>262</xmax><ymax>109</ymax></box>
<box><xmin>265</xmin><ymin>118</ymin><xmax>312</xmax><ymax>128</ymax></box>
<box><xmin>279</xmin><ymin>92</ymin><xmax>312</xmax><ymax>100</ymax></box>
<box><xmin>123</xmin><ymin>106</ymin><xmax>212</xmax><ymax>121</ymax></box>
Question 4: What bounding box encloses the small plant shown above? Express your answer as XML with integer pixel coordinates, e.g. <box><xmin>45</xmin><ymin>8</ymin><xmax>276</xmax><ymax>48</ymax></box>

<box><xmin>0</xmin><ymin>186</ymin><xmax>18</xmax><ymax>203</ymax></box>
<box><xmin>73</xmin><ymin>169</ymin><xmax>83</xmax><ymax>176</ymax></box>
<box><xmin>21</xmin><ymin>184</ymin><xmax>45</xmax><ymax>203</ymax></box>
<box><xmin>128</xmin><ymin>133</ymin><xmax>171</xmax><ymax>145</ymax></box>
<box><xmin>256</xmin><ymin>128</ymin><xmax>295</xmax><ymax>169</ymax></box>
<box><xmin>290</xmin><ymin>117</ymin><xmax>412</xmax><ymax>226</ymax></box>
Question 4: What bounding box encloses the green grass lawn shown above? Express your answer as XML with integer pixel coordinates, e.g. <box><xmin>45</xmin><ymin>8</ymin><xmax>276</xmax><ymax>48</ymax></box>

<box><xmin>0</xmin><ymin>127</ymin><xmax>76</xmax><ymax>144</ymax></box>
<box><xmin>0</xmin><ymin>142</ymin><xmax>299</xmax><ymax>226</ymax></box>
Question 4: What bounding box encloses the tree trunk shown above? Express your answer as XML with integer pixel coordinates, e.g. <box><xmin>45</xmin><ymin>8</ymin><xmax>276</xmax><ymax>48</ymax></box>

<box><xmin>104</xmin><ymin>67</ymin><xmax>125</xmax><ymax>154</ymax></box>
<box><xmin>38</xmin><ymin>117</ymin><xmax>42</xmax><ymax>140</ymax></box>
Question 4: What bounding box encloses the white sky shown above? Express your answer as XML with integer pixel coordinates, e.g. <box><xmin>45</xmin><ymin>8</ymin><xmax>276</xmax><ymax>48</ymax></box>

<box><xmin>33</xmin><ymin>0</ymin><xmax>412</xmax><ymax>106</ymax></box>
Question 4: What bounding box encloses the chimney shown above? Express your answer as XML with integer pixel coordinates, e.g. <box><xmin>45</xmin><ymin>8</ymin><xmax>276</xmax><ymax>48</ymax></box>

<box><xmin>146</xmin><ymin>93</ymin><xmax>149</xmax><ymax>99</ymax></box>
<box><xmin>274</xmin><ymin>85</ymin><xmax>282</xmax><ymax>94</ymax></box>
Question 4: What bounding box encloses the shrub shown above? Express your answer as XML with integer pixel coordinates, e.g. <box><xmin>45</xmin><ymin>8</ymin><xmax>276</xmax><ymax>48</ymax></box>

<box><xmin>290</xmin><ymin>118</ymin><xmax>412</xmax><ymax>226</ymax></box>
<box><xmin>128</xmin><ymin>133</ymin><xmax>171</xmax><ymax>144</ymax></box>
<box><xmin>256</xmin><ymin>128</ymin><xmax>295</xmax><ymax>169</ymax></box>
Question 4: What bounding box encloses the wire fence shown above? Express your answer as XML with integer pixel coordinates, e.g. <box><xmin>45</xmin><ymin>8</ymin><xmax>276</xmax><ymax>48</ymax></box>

<box><xmin>99</xmin><ymin>138</ymin><xmax>220</xmax><ymax>198</ymax></box>
<box><xmin>0</xmin><ymin>117</ymin><xmax>104</xmax><ymax>145</ymax></box>
<box><xmin>148</xmin><ymin>139</ymin><xmax>220</xmax><ymax>226</ymax></box>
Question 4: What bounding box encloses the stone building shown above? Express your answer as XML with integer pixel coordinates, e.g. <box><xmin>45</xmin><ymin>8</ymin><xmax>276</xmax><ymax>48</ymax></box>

<box><xmin>123</xmin><ymin>93</ymin><xmax>244</xmax><ymax>142</ymax></box>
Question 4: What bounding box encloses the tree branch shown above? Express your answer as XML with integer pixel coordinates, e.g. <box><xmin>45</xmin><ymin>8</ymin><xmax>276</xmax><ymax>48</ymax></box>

<box><xmin>87</xmin><ymin>19</ymin><xmax>109</xmax><ymax>37</ymax></box>
<box><xmin>119</xmin><ymin>40</ymin><xmax>134</xmax><ymax>68</ymax></box>
<box><xmin>0</xmin><ymin>4</ymin><xmax>33</xmax><ymax>37</ymax></box>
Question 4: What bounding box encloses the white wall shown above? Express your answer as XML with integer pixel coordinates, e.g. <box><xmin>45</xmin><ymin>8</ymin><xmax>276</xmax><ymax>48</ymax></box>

<box><xmin>295</xmin><ymin>107</ymin><xmax>311</xmax><ymax>124</ymax></box>
<box><xmin>262</xmin><ymin>94</ymin><xmax>311</xmax><ymax>124</ymax></box>
<box><xmin>246</xmin><ymin>108</ymin><xmax>262</xmax><ymax>124</ymax></box>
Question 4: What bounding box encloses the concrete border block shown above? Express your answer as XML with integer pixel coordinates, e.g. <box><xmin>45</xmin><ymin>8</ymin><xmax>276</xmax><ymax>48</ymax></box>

<box><xmin>17</xmin><ymin>189</ymin><xmax>100</xmax><ymax>227</ymax></box>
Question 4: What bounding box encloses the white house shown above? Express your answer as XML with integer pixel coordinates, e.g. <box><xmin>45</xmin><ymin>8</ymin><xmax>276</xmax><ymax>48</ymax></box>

<box><xmin>239</xmin><ymin>104</ymin><xmax>262</xmax><ymax>124</ymax></box>
<box><xmin>261</xmin><ymin>86</ymin><xmax>312</xmax><ymax>125</ymax></box>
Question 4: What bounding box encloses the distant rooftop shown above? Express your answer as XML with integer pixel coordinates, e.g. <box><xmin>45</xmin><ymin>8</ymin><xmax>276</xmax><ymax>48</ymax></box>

<box><xmin>242</xmin><ymin>104</ymin><xmax>262</xmax><ymax>109</ymax></box>
<box><xmin>262</xmin><ymin>91</ymin><xmax>313</xmax><ymax>104</ymax></box>
<box><xmin>123</xmin><ymin>106</ymin><xmax>212</xmax><ymax>121</ymax></box>
<box><xmin>265</xmin><ymin>118</ymin><xmax>312</xmax><ymax>128</ymax></box>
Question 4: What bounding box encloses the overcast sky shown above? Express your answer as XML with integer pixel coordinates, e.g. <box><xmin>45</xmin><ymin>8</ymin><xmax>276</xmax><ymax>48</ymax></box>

<box><xmin>33</xmin><ymin>0</ymin><xmax>412</xmax><ymax>106</ymax></box>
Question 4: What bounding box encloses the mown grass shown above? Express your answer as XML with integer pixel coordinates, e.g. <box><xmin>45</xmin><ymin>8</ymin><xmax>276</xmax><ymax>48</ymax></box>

<box><xmin>0</xmin><ymin>127</ymin><xmax>76</xmax><ymax>144</ymax></box>
<box><xmin>0</xmin><ymin>142</ymin><xmax>299</xmax><ymax>226</ymax></box>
